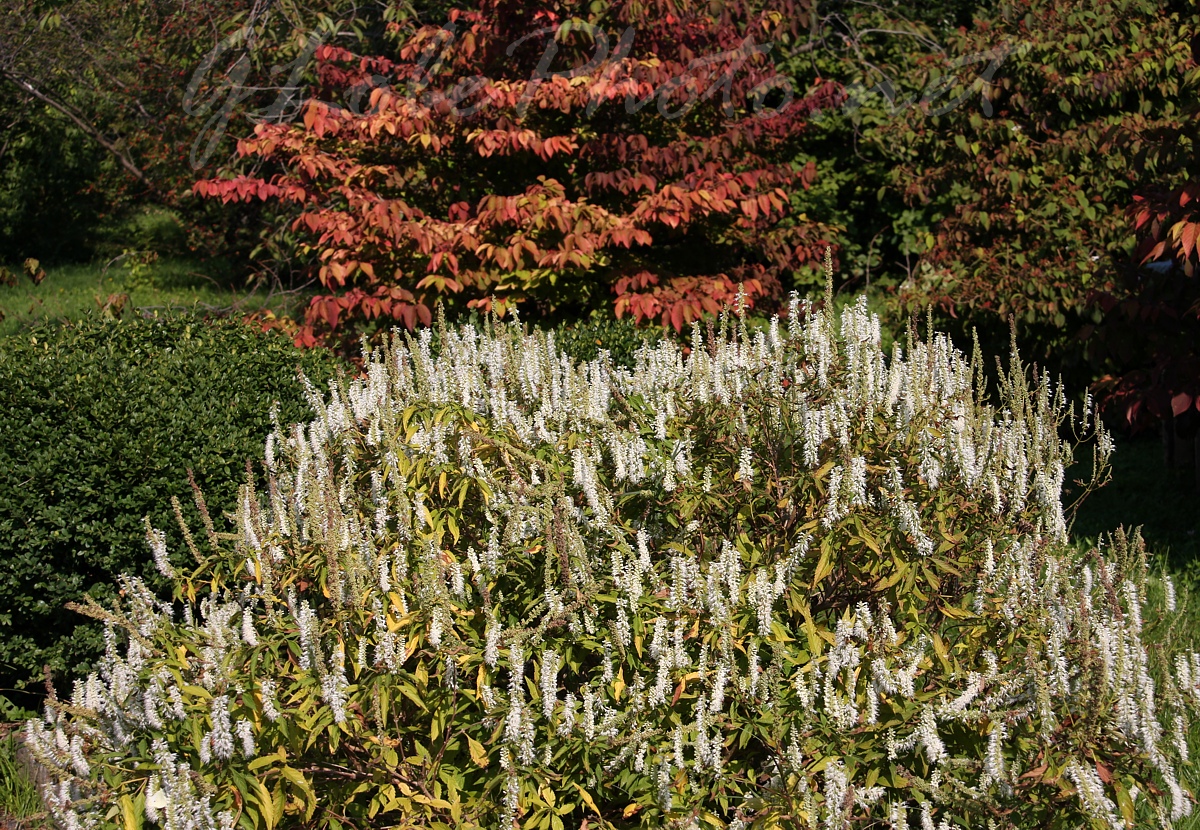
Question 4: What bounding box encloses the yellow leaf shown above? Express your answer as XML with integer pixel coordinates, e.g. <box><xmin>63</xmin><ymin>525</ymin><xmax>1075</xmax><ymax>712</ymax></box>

<box><xmin>119</xmin><ymin>794</ymin><xmax>141</xmax><ymax>830</ymax></box>
<box><xmin>769</xmin><ymin>619</ymin><xmax>794</xmax><ymax>643</ymax></box>
<box><xmin>247</xmin><ymin>750</ymin><xmax>280</xmax><ymax>771</ymax></box>
<box><xmin>623</xmin><ymin>803</ymin><xmax>643</xmax><ymax>818</ymax></box>
<box><xmin>397</xmin><ymin>682</ymin><xmax>428</xmax><ymax>712</ymax></box>
<box><xmin>874</xmin><ymin>565</ymin><xmax>907</xmax><ymax>591</ymax></box>
<box><xmin>572</xmin><ymin>783</ymin><xmax>601</xmax><ymax>815</ymax></box>
<box><xmin>468</xmin><ymin>736</ymin><xmax>489</xmax><ymax>768</ymax></box>
<box><xmin>932</xmin><ymin>632</ymin><xmax>952</xmax><ymax>673</ymax></box>
<box><xmin>388</xmin><ymin>592</ymin><xmax>406</xmax><ymax>620</ymax></box>
<box><xmin>939</xmin><ymin>604</ymin><xmax>976</xmax><ymax>620</ymax></box>
<box><xmin>811</xmin><ymin>539</ymin><xmax>835</xmax><ymax>589</ymax></box>
<box><xmin>799</xmin><ymin>601</ymin><xmax>823</xmax><ymax>658</ymax></box>
<box><xmin>853</xmin><ymin>523</ymin><xmax>882</xmax><ymax>555</ymax></box>
<box><xmin>812</xmin><ymin>460</ymin><xmax>834</xmax><ymax>485</ymax></box>
<box><xmin>280</xmin><ymin>767</ymin><xmax>317</xmax><ymax>822</ymax></box>
<box><xmin>251</xmin><ymin>776</ymin><xmax>277</xmax><ymax>830</ymax></box>
<box><xmin>865</xmin><ymin>767</ymin><xmax>879</xmax><ymax>789</ymax></box>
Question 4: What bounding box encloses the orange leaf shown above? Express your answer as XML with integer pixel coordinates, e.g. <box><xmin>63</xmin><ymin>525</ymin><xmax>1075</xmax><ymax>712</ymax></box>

<box><xmin>1181</xmin><ymin>222</ymin><xmax>1199</xmax><ymax>261</ymax></box>
<box><xmin>1172</xmin><ymin>393</ymin><xmax>1193</xmax><ymax>417</ymax></box>
<box><xmin>670</xmin><ymin>303</ymin><xmax>684</xmax><ymax>332</ymax></box>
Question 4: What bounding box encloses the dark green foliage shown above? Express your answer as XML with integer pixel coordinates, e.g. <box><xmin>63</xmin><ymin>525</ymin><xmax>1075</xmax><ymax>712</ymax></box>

<box><xmin>0</xmin><ymin>98</ymin><xmax>110</xmax><ymax>265</ymax></box>
<box><xmin>542</xmin><ymin>313</ymin><xmax>666</xmax><ymax>368</ymax></box>
<box><xmin>0</xmin><ymin>315</ymin><xmax>343</xmax><ymax>705</ymax></box>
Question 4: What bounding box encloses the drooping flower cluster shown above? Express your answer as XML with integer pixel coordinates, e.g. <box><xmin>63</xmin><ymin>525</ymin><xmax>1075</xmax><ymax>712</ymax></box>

<box><xmin>26</xmin><ymin>292</ymin><xmax>1195</xmax><ymax>830</ymax></box>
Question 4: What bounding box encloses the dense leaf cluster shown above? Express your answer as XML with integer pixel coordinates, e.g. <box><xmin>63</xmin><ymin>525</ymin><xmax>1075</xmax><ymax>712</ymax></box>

<box><xmin>867</xmin><ymin>0</ymin><xmax>1199</xmax><ymax>361</ymax></box>
<box><xmin>194</xmin><ymin>0</ymin><xmax>841</xmax><ymax>346</ymax></box>
<box><xmin>0</xmin><ymin>315</ymin><xmax>342</xmax><ymax>703</ymax></box>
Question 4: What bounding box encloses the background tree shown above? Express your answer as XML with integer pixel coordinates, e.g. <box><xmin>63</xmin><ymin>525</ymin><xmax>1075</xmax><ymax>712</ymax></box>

<box><xmin>1084</xmin><ymin>37</ymin><xmax>1200</xmax><ymax>446</ymax></box>
<box><xmin>195</xmin><ymin>0</ymin><xmax>846</xmax><ymax>347</ymax></box>
<box><xmin>0</xmin><ymin>0</ymin><xmax>397</xmax><ymax>265</ymax></box>
<box><xmin>862</xmin><ymin>0</ymin><xmax>1199</xmax><ymax>377</ymax></box>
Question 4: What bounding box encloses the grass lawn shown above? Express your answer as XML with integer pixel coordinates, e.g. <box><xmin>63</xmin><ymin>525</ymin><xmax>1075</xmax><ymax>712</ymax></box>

<box><xmin>0</xmin><ymin>727</ymin><xmax>43</xmax><ymax>829</ymax></box>
<box><xmin>0</xmin><ymin>257</ymin><xmax>308</xmax><ymax>337</ymax></box>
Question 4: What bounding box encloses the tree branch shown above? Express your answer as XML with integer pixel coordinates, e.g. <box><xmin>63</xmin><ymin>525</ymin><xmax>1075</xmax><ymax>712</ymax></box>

<box><xmin>0</xmin><ymin>68</ymin><xmax>156</xmax><ymax>191</ymax></box>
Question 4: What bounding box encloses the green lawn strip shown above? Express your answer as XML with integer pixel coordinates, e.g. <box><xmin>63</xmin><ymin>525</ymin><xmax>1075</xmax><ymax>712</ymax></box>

<box><xmin>0</xmin><ymin>258</ymin><xmax>309</xmax><ymax>337</ymax></box>
<box><xmin>0</xmin><ymin>727</ymin><xmax>46</xmax><ymax>828</ymax></box>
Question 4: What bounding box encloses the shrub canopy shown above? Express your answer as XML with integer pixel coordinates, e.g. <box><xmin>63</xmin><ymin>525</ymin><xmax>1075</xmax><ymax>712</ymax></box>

<box><xmin>0</xmin><ymin>315</ymin><xmax>342</xmax><ymax>701</ymax></box>
<box><xmin>26</xmin><ymin>292</ymin><xmax>1200</xmax><ymax>830</ymax></box>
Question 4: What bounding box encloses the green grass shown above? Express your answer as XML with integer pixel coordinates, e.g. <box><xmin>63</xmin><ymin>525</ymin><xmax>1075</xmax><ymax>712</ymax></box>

<box><xmin>0</xmin><ymin>257</ymin><xmax>307</xmax><ymax>337</ymax></box>
<box><xmin>0</xmin><ymin>730</ymin><xmax>44</xmax><ymax>829</ymax></box>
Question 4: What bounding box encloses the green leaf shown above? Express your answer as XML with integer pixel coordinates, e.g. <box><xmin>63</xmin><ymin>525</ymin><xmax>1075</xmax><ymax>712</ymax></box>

<box><xmin>279</xmin><ymin>767</ymin><xmax>317</xmax><ymax>822</ymax></box>
<box><xmin>398</xmin><ymin>682</ymin><xmax>428</xmax><ymax>711</ymax></box>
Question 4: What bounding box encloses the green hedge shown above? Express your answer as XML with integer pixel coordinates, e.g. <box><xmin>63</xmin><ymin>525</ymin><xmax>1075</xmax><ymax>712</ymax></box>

<box><xmin>0</xmin><ymin>314</ymin><xmax>343</xmax><ymax>703</ymax></box>
<box><xmin>544</xmin><ymin>313</ymin><xmax>665</xmax><ymax>367</ymax></box>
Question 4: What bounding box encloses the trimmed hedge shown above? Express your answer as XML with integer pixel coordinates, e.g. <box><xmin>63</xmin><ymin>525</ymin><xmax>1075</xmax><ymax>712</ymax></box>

<box><xmin>0</xmin><ymin>314</ymin><xmax>343</xmax><ymax>702</ymax></box>
<box><xmin>544</xmin><ymin>313</ymin><xmax>665</xmax><ymax>368</ymax></box>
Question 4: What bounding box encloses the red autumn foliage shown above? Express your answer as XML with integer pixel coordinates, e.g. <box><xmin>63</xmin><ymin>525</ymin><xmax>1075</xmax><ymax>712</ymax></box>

<box><xmin>1131</xmin><ymin>181</ymin><xmax>1200</xmax><ymax>276</ymax></box>
<box><xmin>194</xmin><ymin>0</ymin><xmax>841</xmax><ymax>347</ymax></box>
<box><xmin>1087</xmin><ymin>178</ymin><xmax>1200</xmax><ymax>436</ymax></box>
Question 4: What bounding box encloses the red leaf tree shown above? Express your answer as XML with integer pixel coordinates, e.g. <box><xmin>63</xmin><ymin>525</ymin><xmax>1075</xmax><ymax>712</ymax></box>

<box><xmin>1086</xmin><ymin>31</ymin><xmax>1200</xmax><ymax>445</ymax></box>
<box><xmin>195</xmin><ymin>0</ymin><xmax>842</xmax><ymax>345</ymax></box>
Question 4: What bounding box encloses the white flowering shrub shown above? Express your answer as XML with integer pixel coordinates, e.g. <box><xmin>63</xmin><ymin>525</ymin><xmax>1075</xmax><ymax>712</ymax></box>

<box><xmin>25</xmin><ymin>294</ymin><xmax>1200</xmax><ymax>830</ymax></box>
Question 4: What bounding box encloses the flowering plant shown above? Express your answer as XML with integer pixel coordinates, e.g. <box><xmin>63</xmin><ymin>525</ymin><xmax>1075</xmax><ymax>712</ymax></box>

<box><xmin>27</xmin><ymin>281</ymin><xmax>1199</xmax><ymax>830</ymax></box>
